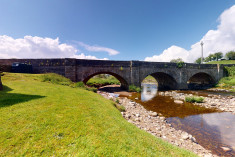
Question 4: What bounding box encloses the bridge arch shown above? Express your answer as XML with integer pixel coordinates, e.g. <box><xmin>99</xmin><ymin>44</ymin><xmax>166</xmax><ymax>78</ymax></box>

<box><xmin>187</xmin><ymin>72</ymin><xmax>216</xmax><ymax>89</ymax></box>
<box><xmin>141</xmin><ymin>72</ymin><xmax>178</xmax><ymax>90</ymax></box>
<box><xmin>83</xmin><ymin>71</ymin><xmax>129</xmax><ymax>89</ymax></box>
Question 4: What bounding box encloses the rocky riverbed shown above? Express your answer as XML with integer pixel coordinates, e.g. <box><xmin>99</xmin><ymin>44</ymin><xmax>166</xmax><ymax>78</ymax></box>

<box><xmin>98</xmin><ymin>90</ymin><xmax>217</xmax><ymax>157</ymax></box>
<box><xmin>159</xmin><ymin>91</ymin><xmax>235</xmax><ymax>114</ymax></box>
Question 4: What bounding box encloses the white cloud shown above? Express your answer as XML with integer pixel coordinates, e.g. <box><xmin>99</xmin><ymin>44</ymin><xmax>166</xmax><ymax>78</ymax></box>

<box><xmin>0</xmin><ymin>35</ymin><xmax>107</xmax><ymax>60</ymax></box>
<box><xmin>145</xmin><ymin>45</ymin><xmax>189</xmax><ymax>62</ymax></box>
<box><xmin>78</xmin><ymin>42</ymin><xmax>119</xmax><ymax>56</ymax></box>
<box><xmin>145</xmin><ymin>5</ymin><xmax>235</xmax><ymax>63</ymax></box>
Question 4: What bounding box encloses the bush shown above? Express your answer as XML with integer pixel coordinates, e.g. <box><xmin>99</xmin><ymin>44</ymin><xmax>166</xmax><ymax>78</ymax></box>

<box><xmin>85</xmin><ymin>87</ymin><xmax>97</xmax><ymax>93</ymax></box>
<box><xmin>113</xmin><ymin>103</ymin><xmax>126</xmax><ymax>112</ymax></box>
<box><xmin>129</xmin><ymin>85</ymin><xmax>141</xmax><ymax>92</ymax></box>
<box><xmin>185</xmin><ymin>96</ymin><xmax>204</xmax><ymax>103</ymax></box>
<box><xmin>75</xmin><ymin>81</ymin><xmax>85</xmax><ymax>88</ymax></box>
<box><xmin>41</xmin><ymin>73</ymin><xmax>72</xmax><ymax>86</ymax></box>
<box><xmin>225</xmin><ymin>51</ymin><xmax>235</xmax><ymax>60</ymax></box>
<box><xmin>176</xmin><ymin>61</ymin><xmax>184</xmax><ymax>68</ymax></box>
<box><xmin>224</xmin><ymin>66</ymin><xmax>235</xmax><ymax>76</ymax></box>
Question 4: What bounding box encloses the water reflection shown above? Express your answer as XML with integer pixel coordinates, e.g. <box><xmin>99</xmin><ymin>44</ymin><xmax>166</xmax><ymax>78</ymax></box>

<box><xmin>168</xmin><ymin>112</ymin><xmax>235</xmax><ymax>156</ymax></box>
<box><xmin>141</xmin><ymin>83</ymin><xmax>157</xmax><ymax>101</ymax></box>
<box><xmin>130</xmin><ymin>84</ymin><xmax>217</xmax><ymax>118</ymax></box>
<box><xmin>129</xmin><ymin>84</ymin><xmax>235</xmax><ymax>156</ymax></box>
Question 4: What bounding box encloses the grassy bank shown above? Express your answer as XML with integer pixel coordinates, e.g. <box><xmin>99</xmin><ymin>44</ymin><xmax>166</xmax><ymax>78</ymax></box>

<box><xmin>207</xmin><ymin>60</ymin><xmax>235</xmax><ymax>64</ymax></box>
<box><xmin>216</xmin><ymin>65</ymin><xmax>235</xmax><ymax>92</ymax></box>
<box><xmin>86</xmin><ymin>74</ymin><xmax>120</xmax><ymax>87</ymax></box>
<box><xmin>0</xmin><ymin>73</ymin><xmax>195</xmax><ymax>156</ymax></box>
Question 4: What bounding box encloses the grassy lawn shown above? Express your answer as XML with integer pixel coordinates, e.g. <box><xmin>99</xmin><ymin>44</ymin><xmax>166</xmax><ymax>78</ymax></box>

<box><xmin>207</xmin><ymin>60</ymin><xmax>235</xmax><ymax>64</ymax></box>
<box><xmin>0</xmin><ymin>73</ymin><xmax>196</xmax><ymax>156</ymax></box>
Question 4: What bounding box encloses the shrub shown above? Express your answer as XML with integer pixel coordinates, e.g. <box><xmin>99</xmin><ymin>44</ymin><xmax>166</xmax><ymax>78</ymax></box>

<box><xmin>185</xmin><ymin>96</ymin><xmax>204</xmax><ymax>103</ymax></box>
<box><xmin>85</xmin><ymin>87</ymin><xmax>97</xmax><ymax>93</ymax></box>
<box><xmin>224</xmin><ymin>66</ymin><xmax>235</xmax><ymax>76</ymax></box>
<box><xmin>176</xmin><ymin>61</ymin><xmax>184</xmax><ymax>68</ymax></box>
<box><xmin>113</xmin><ymin>103</ymin><xmax>126</xmax><ymax>112</ymax></box>
<box><xmin>41</xmin><ymin>73</ymin><xmax>72</xmax><ymax>86</ymax></box>
<box><xmin>75</xmin><ymin>81</ymin><xmax>85</xmax><ymax>88</ymax></box>
<box><xmin>129</xmin><ymin>85</ymin><xmax>141</xmax><ymax>92</ymax></box>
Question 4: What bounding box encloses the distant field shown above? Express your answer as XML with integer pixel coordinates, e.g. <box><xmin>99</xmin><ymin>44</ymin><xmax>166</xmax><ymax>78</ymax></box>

<box><xmin>206</xmin><ymin>60</ymin><xmax>235</xmax><ymax>64</ymax></box>
<box><xmin>86</xmin><ymin>74</ymin><xmax>120</xmax><ymax>87</ymax></box>
<box><xmin>0</xmin><ymin>73</ymin><xmax>195</xmax><ymax>156</ymax></box>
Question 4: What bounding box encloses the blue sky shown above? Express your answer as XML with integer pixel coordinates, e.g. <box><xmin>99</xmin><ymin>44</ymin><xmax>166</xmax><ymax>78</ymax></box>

<box><xmin>0</xmin><ymin>0</ymin><xmax>235</xmax><ymax>62</ymax></box>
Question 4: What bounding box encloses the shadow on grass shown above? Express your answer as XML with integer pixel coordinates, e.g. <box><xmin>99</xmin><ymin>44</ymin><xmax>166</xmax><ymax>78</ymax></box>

<box><xmin>0</xmin><ymin>85</ymin><xmax>45</xmax><ymax>108</ymax></box>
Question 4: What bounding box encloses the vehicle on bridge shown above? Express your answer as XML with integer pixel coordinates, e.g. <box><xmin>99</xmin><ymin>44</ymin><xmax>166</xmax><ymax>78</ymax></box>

<box><xmin>11</xmin><ymin>62</ymin><xmax>33</xmax><ymax>73</ymax></box>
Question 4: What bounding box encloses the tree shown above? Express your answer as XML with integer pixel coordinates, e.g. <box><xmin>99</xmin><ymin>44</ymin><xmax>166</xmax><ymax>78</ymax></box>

<box><xmin>214</xmin><ymin>52</ymin><xmax>223</xmax><ymax>61</ymax></box>
<box><xmin>225</xmin><ymin>51</ymin><xmax>235</xmax><ymax>60</ymax></box>
<box><xmin>170</xmin><ymin>58</ymin><xmax>184</xmax><ymax>63</ymax></box>
<box><xmin>195</xmin><ymin>57</ymin><xmax>203</xmax><ymax>64</ymax></box>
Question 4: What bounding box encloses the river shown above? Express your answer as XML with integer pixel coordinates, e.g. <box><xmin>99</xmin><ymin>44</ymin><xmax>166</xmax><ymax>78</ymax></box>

<box><xmin>127</xmin><ymin>84</ymin><xmax>235</xmax><ymax>156</ymax></box>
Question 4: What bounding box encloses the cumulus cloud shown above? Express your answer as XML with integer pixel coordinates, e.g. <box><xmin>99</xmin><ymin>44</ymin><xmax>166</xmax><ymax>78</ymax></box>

<box><xmin>145</xmin><ymin>5</ymin><xmax>235</xmax><ymax>63</ymax></box>
<box><xmin>78</xmin><ymin>42</ymin><xmax>120</xmax><ymax>56</ymax></box>
<box><xmin>0</xmin><ymin>35</ymin><xmax>107</xmax><ymax>60</ymax></box>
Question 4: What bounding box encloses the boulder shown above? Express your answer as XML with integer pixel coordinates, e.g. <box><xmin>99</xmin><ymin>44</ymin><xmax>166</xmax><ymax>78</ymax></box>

<box><xmin>174</xmin><ymin>100</ymin><xmax>184</xmax><ymax>104</ymax></box>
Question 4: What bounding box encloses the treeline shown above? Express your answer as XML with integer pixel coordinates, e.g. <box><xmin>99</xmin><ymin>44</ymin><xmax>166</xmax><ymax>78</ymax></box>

<box><xmin>195</xmin><ymin>51</ymin><xmax>235</xmax><ymax>64</ymax></box>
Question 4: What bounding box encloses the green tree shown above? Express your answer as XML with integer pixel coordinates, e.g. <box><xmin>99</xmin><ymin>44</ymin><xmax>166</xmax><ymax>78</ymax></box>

<box><xmin>195</xmin><ymin>57</ymin><xmax>203</xmax><ymax>64</ymax></box>
<box><xmin>225</xmin><ymin>51</ymin><xmax>235</xmax><ymax>60</ymax></box>
<box><xmin>170</xmin><ymin>58</ymin><xmax>184</xmax><ymax>63</ymax></box>
<box><xmin>214</xmin><ymin>52</ymin><xmax>223</xmax><ymax>61</ymax></box>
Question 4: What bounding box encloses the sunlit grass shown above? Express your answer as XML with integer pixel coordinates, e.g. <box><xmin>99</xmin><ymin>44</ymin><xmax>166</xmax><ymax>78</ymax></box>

<box><xmin>0</xmin><ymin>73</ymin><xmax>196</xmax><ymax>156</ymax></box>
<box><xmin>207</xmin><ymin>60</ymin><xmax>235</xmax><ymax>64</ymax></box>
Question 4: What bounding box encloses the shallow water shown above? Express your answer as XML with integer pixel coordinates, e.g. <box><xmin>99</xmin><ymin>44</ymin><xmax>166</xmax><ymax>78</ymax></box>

<box><xmin>128</xmin><ymin>84</ymin><xmax>235</xmax><ymax>156</ymax></box>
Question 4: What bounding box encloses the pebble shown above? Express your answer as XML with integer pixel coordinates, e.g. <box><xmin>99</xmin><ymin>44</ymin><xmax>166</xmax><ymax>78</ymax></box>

<box><xmin>98</xmin><ymin>90</ymin><xmax>223</xmax><ymax>157</ymax></box>
<box><xmin>221</xmin><ymin>146</ymin><xmax>231</xmax><ymax>152</ymax></box>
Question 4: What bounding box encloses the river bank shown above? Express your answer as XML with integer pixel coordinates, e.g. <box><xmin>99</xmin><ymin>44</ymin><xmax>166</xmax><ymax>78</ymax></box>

<box><xmin>98</xmin><ymin>90</ymin><xmax>216</xmax><ymax>157</ymax></box>
<box><xmin>161</xmin><ymin>90</ymin><xmax>235</xmax><ymax>114</ymax></box>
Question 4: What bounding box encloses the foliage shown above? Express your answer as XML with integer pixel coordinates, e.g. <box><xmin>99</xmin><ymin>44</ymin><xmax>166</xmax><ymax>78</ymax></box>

<box><xmin>142</xmin><ymin>75</ymin><xmax>157</xmax><ymax>84</ymax></box>
<box><xmin>195</xmin><ymin>57</ymin><xmax>203</xmax><ymax>64</ymax></box>
<box><xmin>128</xmin><ymin>84</ymin><xmax>141</xmax><ymax>92</ymax></box>
<box><xmin>176</xmin><ymin>61</ymin><xmax>184</xmax><ymax>68</ymax></box>
<box><xmin>204</xmin><ymin>52</ymin><xmax>223</xmax><ymax>62</ymax></box>
<box><xmin>0</xmin><ymin>73</ymin><xmax>196</xmax><ymax>156</ymax></box>
<box><xmin>185</xmin><ymin>96</ymin><xmax>204</xmax><ymax>103</ymax></box>
<box><xmin>216</xmin><ymin>76</ymin><xmax>235</xmax><ymax>92</ymax></box>
<box><xmin>214</xmin><ymin>52</ymin><xmax>223</xmax><ymax>61</ymax></box>
<box><xmin>41</xmin><ymin>73</ymin><xmax>97</xmax><ymax>92</ymax></box>
<box><xmin>86</xmin><ymin>74</ymin><xmax>120</xmax><ymax>87</ymax></box>
<box><xmin>113</xmin><ymin>103</ymin><xmax>126</xmax><ymax>112</ymax></box>
<box><xmin>225</xmin><ymin>51</ymin><xmax>235</xmax><ymax>60</ymax></box>
<box><xmin>74</xmin><ymin>81</ymin><xmax>85</xmax><ymax>88</ymax></box>
<box><xmin>41</xmin><ymin>73</ymin><xmax>72</xmax><ymax>86</ymax></box>
<box><xmin>170</xmin><ymin>58</ymin><xmax>183</xmax><ymax>63</ymax></box>
<box><xmin>224</xmin><ymin>66</ymin><xmax>235</xmax><ymax>76</ymax></box>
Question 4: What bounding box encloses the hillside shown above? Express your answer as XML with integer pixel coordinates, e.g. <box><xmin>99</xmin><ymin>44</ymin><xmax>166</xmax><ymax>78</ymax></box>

<box><xmin>0</xmin><ymin>73</ymin><xmax>195</xmax><ymax>156</ymax></box>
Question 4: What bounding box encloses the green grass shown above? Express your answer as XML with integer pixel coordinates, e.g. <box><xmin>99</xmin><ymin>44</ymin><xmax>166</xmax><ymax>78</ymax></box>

<box><xmin>185</xmin><ymin>96</ymin><xmax>204</xmax><ymax>103</ymax></box>
<box><xmin>142</xmin><ymin>75</ymin><xmax>157</xmax><ymax>84</ymax></box>
<box><xmin>0</xmin><ymin>73</ymin><xmax>196</xmax><ymax>156</ymax></box>
<box><xmin>216</xmin><ymin>77</ymin><xmax>235</xmax><ymax>92</ymax></box>
<box><xmin>129</xmin><ymin>84</ymin><xmax>141</xmax><ymax>92</ymax></box>
<box><xmin>86</xmin><ymin>75</ymin><xmax>120</xmax><ymax>87</ymax></box>
<box><xmin>214</xmin><ymin>66</ymin><xmax>235</xmax><ymax>92</ymax></box>
<box><xmin>207</xmin><ymin>60</ymin><xmax>235</xmax><ymax>64</ymax></box>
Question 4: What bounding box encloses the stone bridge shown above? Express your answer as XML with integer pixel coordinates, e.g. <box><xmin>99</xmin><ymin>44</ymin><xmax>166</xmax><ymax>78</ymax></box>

<box><xmin>0</xmin><ymin>58</ymin><xmax>231</xmax><ymax>90</ymax></box>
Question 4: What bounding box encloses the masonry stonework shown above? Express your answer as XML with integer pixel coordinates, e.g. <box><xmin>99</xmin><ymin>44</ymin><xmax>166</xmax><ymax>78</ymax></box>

<box><xmin>0</xmin><ymin>58</ymin><xmax>232</xmax><ymax>90</ymax></box>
